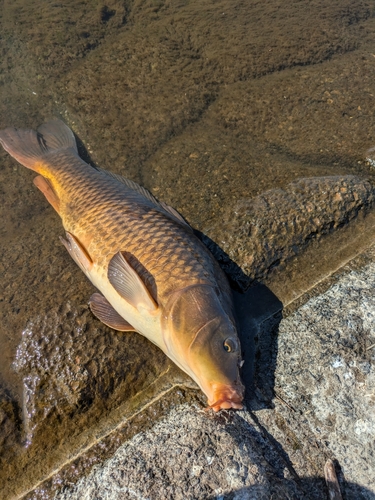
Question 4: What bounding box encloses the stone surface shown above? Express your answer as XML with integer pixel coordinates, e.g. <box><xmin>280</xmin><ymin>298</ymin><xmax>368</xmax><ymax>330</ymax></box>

<box><xmin>55</xmin><ymin>404</ymin><xmax>323</xmax><ymax>500</ymax></box>
<box><xmin>273</xmin><ymin>262</ymin><xmax>375</xmax><ymax>492</ymax></box>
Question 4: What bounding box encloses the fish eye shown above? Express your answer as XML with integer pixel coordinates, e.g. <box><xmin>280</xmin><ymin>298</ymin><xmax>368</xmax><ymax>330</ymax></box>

<box><xmin>223</xmin><ymin>338</ymin><xmax>237</xmax><ymax>353</ymax></box>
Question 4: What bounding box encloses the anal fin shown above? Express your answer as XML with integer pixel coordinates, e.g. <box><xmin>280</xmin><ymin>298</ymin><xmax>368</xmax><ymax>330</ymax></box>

<box><xmin>89</xmin><ymin>293</ymin><xmax>136</xmax><ymax>332</ymax></box>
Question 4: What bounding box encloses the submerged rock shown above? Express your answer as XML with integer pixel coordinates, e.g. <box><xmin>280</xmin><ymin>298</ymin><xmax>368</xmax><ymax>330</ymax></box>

<box><xmin>213</xmin><ymin>175</ymin><xmax>375</xmax><ymax>283</ymax></box>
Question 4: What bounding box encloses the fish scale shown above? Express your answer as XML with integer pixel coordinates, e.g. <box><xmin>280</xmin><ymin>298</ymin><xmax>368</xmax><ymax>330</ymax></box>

<box><xmin>0</xmin><ymin>119</ymin><xmax>244</xmax><ymax>411</ymax></box>
<box><xmin>72</xmin><ymin>198</ymin><xmax>217</xmax><ymax>301</ymax></box>
<box><xmin>36</xmin><ymin>149</ymin><xmax>224</xmax><ymax>302</ymax></box>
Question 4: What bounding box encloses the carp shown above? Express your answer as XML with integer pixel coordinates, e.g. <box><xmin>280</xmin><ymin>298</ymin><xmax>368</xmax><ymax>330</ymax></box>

<box><xmin>0</xmin><ymin>119</ymin><xmax>244</xmax><ymax>411</ymax></box>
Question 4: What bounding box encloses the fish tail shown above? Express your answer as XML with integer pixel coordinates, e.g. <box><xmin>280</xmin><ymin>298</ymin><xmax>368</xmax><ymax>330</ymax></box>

<box><xmin>0</xmin><ymin>119</ymin><xmax>77</xmax><ymax>173</ymax></box>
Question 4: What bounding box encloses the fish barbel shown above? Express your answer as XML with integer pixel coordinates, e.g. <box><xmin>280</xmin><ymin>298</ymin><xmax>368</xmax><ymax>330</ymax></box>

<box><xmin>0</xmin><ymin>119</ymin><xmax>244</xmax><ymax>411</ymax></box>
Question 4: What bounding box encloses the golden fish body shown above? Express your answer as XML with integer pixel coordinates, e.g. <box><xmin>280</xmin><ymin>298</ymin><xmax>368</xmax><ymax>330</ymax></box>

<box><xmin>0</xmin><ymin>120</ymin><xmax>244</xmax><ymax>411</ymax></box>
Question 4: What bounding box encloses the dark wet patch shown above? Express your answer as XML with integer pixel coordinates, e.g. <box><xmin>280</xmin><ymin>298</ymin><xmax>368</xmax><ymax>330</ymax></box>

<box><xmin>0</xmin><ymin>298</ymin><xmax>177</xmax><ymax>499</ymax></box>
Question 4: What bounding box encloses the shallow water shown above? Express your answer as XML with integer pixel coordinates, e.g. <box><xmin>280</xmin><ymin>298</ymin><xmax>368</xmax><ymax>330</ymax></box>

<box><xmin>1</xmin><ymin>0</ymin><xmax>375</xmax><ymax>498</ymax></box>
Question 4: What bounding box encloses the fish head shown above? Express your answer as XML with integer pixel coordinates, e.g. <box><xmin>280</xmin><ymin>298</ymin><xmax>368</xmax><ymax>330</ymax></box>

<box><xmin>163</xmin><ymin>285</ymin><xmax>245</xmax><ymax>412</ymax></box>
<box><xmin>188</xmin><ymin>315</ymin><xmax>245</xmax><ymax>412</ymax></box>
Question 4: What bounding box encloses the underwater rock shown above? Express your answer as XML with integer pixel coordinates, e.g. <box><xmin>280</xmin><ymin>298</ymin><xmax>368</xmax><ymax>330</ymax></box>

<box><xmin>213</xmin><ymin>175</ymin><xmax>375</xmax><ymax>283</ymax></box>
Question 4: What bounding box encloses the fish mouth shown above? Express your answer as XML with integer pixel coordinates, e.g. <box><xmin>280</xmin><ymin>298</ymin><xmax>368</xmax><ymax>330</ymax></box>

<box><xmin>205</xmin><ymin>382</ymin><xmax>245</xmax><ymax>412</ymax></box>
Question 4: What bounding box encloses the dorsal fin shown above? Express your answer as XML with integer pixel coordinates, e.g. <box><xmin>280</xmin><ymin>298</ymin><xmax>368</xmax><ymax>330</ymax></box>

<box><xmin>95</xmin><ymin>166</ymin><xmax>193</xmax><ymax>231</ymax></box>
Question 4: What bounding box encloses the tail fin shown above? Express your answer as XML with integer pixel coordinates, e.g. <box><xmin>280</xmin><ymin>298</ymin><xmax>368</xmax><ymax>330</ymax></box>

<box><xmin>0</xmin><ymin>119</ymin><xmax>77</xmax><ymax>171</ymax></box>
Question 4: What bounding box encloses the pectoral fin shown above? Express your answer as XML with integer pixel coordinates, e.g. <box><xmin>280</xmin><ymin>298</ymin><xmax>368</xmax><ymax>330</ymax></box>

<box><xmin>89</xmin><ymin>293</ymin><xmax>136</xmax><ymax>331</ymax></box>
<box><xmin>108</xmin><ymin>252</ymin><xmax>157</xmax><ymax>312</ymax></box>
<box><xmin>60</xmin><ymin>232</ymin><xmax>93</xmax><ymax>274</ymax></box>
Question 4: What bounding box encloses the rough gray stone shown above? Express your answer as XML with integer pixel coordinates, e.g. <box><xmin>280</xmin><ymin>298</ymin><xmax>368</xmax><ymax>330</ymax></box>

<box><xmin>54</xmin><ymin>404</ymin><xmax>320</xmax><ymax>500</ymax></box>
<box><xmin>273</xmin><ymin>262</ymin><xmax>375</xmax><ymax>492</ymax></box>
